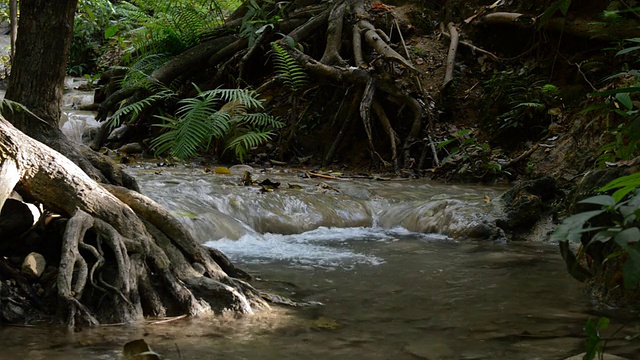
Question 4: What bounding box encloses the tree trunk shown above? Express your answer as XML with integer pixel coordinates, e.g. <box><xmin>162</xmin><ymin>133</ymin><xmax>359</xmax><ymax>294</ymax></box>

<box><xmin>2</xmin><ymin>0</ymin><xmax>136</xmax><ymax>188</ymax></box>
<box><xmin>0</xmin><ymin>116</ymin><xmax>267</xmax><ymax>327</ymax></box>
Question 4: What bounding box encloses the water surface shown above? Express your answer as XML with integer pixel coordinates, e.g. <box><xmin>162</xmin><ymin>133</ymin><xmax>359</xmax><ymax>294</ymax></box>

<box><xmin>1</xmin><ymin>165</ymin><xmax>638</xmax><ymax>359</ymax></box>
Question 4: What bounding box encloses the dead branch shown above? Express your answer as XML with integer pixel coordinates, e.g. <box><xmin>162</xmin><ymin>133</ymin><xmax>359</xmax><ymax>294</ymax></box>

<box><xmin>482</xmin><ymin>12</ymin><xmax>535</xmax><ymax>27</ymax></box>
<box><xmin>443</xmin><ymin>22</ymin><xmax>459</xmax><ymax>89</ymax></box>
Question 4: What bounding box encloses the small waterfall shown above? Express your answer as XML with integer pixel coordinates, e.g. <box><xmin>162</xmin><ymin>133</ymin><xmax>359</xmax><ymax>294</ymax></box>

<box><xmin>128</xmin><ymin>165</ymin><xmax>506</xmax><ymax>243</ymax></box>
<box><xmin>60</xmin><ymin>111</ymin><xmax>101</xmax><ymax>144</ymax></box>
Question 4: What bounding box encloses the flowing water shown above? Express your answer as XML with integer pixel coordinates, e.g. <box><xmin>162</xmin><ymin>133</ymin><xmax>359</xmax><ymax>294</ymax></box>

<box><xmin>2</xmin><ymin>164</ymin><xmax>639</xmax><ymax>359</ymax></box>
<box><xmin>1</xmin><ymin>83</ymin><xmax>639</xmax><ymax>359</ymax></box>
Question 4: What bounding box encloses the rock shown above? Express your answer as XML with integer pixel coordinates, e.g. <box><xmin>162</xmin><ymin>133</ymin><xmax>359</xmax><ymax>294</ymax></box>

<box><xmin>21</xmin><ymin>252</ymin><xmax>46</xmax><ymax>278</ymax></box>
<box><xmin>229</xmin><ymin>164</ymin><xmax>255</xmax><ymax>174</ymax></box>
<box><xmin>565</xmin><ymin>353</ymin><xmax>629</xmax><ymax>360</ymax></box>
<box><xmin>496</xmin><ymin>176</ymin><xmax>560</xmax><ymax>234</ymax></box>
<box><xmin>107</xmin><ymin>124</ymin><xmax>129</xmax><ymax>141</ymax></box>
<box><xmin>119</xmin><ymin>142</ymin><xmax>144</xmax><ymax>154</ymax></box>
<box><xmin>2</xmin><ymin>300</ymin><xmax>25</xmax><ymax>323</ymax></box>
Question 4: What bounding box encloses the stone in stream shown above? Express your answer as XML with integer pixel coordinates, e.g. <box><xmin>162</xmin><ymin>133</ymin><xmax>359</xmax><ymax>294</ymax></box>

<box><xmin>496</xmin><ymin>176</ymin><xmax>561</xmax><ymax>239</ymax></box>
<box><xmin>119</xmin><ymin>142</ymin><xmax>144</xmax><ymax>154</ymax></box>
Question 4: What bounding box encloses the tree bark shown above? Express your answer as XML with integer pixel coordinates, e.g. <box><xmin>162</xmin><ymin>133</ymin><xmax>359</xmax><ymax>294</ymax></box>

<box><xmin>1</xmin><ymin>0</ymin><xmax>136</xmax><ymax>188</ymax></box>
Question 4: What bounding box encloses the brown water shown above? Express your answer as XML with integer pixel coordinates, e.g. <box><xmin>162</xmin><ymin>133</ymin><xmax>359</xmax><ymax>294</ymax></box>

<box><xmin>1</xmin><ymin>165</ymin><xmax>638</xmax><ymax>359</ymax></box>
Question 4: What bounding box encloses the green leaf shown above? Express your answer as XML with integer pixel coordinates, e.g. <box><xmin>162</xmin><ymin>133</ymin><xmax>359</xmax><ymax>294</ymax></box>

<box><xmin>615</xmin><ymin>92</ymin><xmax>634</xmax><ymax>110</ymax></box>
<box><xmin>599</xmin><ymin>172</ymin><xmax>640</xmax><ymax>202</ymax></box>
<box><xmin>592</xmin><ymin>87</ymin><xmax>640</xmax><ymax>96</ymax></box>
<box><xmin>104</xmin><ymin>25</ymin><xmax>120</xmax><ymax>39</ymax></box>
<box><xmin>616</xmin><ymin>46</ymin><xmax>640</xmax><ymax>56</ymax></box>
<box><xmin>623</xmin><ymin>258</ymin><xmax>640</xmax><ymax>289</ymax></box>
<box><xmin>579</xmin><ymin>195</ymin><xmax>616</xmax><ymax>207</ymax></box>
<box><xmin>614</xmin><ymin>227</ymin><xmax>640</xmax><ymax>245</ymax></box>
<box><xmin>437</xmin><ymin>138</ymin><xmax>456</xmax><ymax>149</ymax></box>
<box><xmin>538</xmin><ymin>0</ymin><xmax>572</xmax><ymax>29</ymax></box>
<box><xmin>587</xmin><ymin>229</ymin><xmax>619</xmax><ymax>245</ymax></box>
<box><xmin>551</xmin><ymin>210</ymin><xmax>607</xmax><ymax>243</ymax></box>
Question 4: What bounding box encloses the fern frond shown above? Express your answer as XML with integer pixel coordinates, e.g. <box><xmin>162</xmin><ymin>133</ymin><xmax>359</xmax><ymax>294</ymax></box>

<box><xmin>198</xmin><ymin>88</ymin><xmax>265</xmax><ymax>110</ymax></box>
<box><xmin>225</xmin><ymin>129</ymin><xmax>275</xmax><ymax>162</ymax></box>
<box><xmin>514</xmin><ymin>102</ymin><xmax>545</xmax><ymax>109</ymax></box>
<box><xmin>270</xmin><ymin>42</ymin><xmax>308</xmax><ymax>92</ymax></box>
<box><xmin>108</xmin><ymin>89</ymin><xmax>176</xmax><ymax>130</ymax></box>
<box><xmin>237</xmin><ymin>113</ymin><xmax>284</xmax><ymax>128</ymax></box>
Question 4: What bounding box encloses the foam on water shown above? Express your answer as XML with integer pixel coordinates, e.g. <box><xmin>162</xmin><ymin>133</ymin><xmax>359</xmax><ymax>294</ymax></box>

<box><xmin>204</xmin><ymin>226</ymin><xmax>449</xmax><ymax>268</ymax></box>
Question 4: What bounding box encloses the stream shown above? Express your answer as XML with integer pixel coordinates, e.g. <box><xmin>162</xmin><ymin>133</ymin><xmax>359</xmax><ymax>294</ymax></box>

<box><xmin>1</xmin><ymin>80</ymin><xmax>639</xmax><ymax>359</ymax></box>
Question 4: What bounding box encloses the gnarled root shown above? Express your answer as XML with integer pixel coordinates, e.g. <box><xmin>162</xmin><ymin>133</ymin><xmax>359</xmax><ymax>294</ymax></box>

<box><xmin>0</xmin><ymin>117</ymin><xmax>268</xmax><ymax>328</ymax></box>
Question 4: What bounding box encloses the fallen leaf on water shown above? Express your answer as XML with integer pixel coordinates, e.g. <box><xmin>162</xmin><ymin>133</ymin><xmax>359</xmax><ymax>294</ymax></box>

<box><xmin>311</xmin><ymin>316</ymin><xmax>341</xmax><ymax>330</ymax></box>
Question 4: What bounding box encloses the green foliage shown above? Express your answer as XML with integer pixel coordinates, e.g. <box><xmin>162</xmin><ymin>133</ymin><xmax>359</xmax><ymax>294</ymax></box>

<box><xmin>437</xmin><ymin>128</ymin><xmax>506</xmax><ymax>178</ymax></box>
<box><xmin>482</xmin><ymin>68</ymin><xmax>561</xmax><ymax>145</ymax></box>
<box><xmin>583</xmin><ymin>317</ymin><xmax>610</xmax><ymax>360</ymax></box>
<box><xmin>107</xmin><ymin>83</ymin><xmax>176</xmax><ymax>130</ymax></box>
<box><xmin>586</xmin><ymin>39</ymin><xmax>640</xmax><ymax>166</ymax></box>
<box><xmin>270</xmin><ymin>42</ymin><xmax>308</xmax><ymax>92</ymax></box>
<box><xmin>240</xmin><ymin>0</ymin><xmax>286</xmax><ymax>47</ymax></box>
<box><xmin>69</xmin><ymin>0</ymin><xmax>242</xmax><ymax>73</ymax></box>
<box><xmin>538</xmin><ymin>0</ymin><xmax>572</xmax><ymax>29</ymax></box>
<box><xmin>150</xmin><ymin>85</ymin><xmax>284</xmax><ymax>161</ymax></box>
<box><xmin>552</xmin><ymin>173</ymin><xmax>640</xmax><ymax>290</ymax></box>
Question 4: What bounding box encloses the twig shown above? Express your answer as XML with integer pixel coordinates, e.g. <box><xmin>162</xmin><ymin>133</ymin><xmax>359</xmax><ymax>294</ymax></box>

<box><xmin>428</xmin><ymin>132</ymin><xmax>440</xmax><ymax>167</ymax></box>
<box><xmin>555</xmin><ymin>52</ymin><xmax>598</xmax><ymax>92</ymax></box>
<box><xmin>305</xmin><ymin>171</ymin><xmax>342</xmax><ymax>180</ymax></box>
<box><xmin>394</xmin><ymin>18</ymin><xmax>411</xmax><ymax>61</ymax></box>
<box><xmin>149</xmin><ymin>314</ymin><xmax>188</xmax><ymax>325</ymax></box>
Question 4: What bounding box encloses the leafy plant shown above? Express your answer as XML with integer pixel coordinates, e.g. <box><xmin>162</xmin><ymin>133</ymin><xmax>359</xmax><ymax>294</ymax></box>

<box><xmin>150</xmin><ymin>85</ymin><xmax>284</xmax><ymax>161</ymax></box>
<box><xmin>107</xmin><ymin>83</ymin><xmax>176</xmax><ymax>131</ymax></box>
<box><xmin>482</xmin><ymin>68</ymin><xmax>561</xmax><ymax>145</ymax></box>
<box><xmin>585</xmin><ymin>38</ymin><xmax>640</xmax><ymax>166</ymax></box>
<box><xmin>583</xmin><ymin>317</ymin><xmax>610</xmax><ymax>360</ymax></box>
<box><xmin>270</xmin><ymin>42</ymin><xmax>308</xmax><ymax>92</ymax></box>
<box><xmin>437</xmin><ymin>128</ymin><xmax>506</xmax><ymax>178</ymax></box>
<box><xmin>538</xmin><ymin>0</ymin><xmax>572</xmax><ymax>29</ymax></box>
<box><xmin>240</xmin><ymin>0</ymin><xmax>286</xmax><ymax>47</ymax></box>
<box><xmin>552</xmin><ymin>172</ymin><xmax>640</xmax><ymax>290</ymax></box>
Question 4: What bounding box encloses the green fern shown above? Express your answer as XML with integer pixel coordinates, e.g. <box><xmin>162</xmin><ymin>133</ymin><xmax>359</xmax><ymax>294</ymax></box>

<box><xmin>270</xmin><ymin>42</ymin><xmax>308</xmax><ymax>92</ymax></box>
<box><xmin>150</xmin><ymin>85</ymin><xmax>283</xmax><ymax>161</ymax></box>
<box><xmin>108</xmin><ymin>87</ymin><xmax>176</xmax><ymax>130</ymax></box>
<box><xmin>225</xmin><ymin>129</ymin><xmax>276</xmax><ymax>162</ymax></box>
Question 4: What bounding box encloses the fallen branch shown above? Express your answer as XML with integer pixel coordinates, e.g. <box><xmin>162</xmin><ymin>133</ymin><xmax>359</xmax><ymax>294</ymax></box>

<box><xmin>443</xmin><ymin>22</ymin><xmax>459</xmax><ymax>90</ymax></box>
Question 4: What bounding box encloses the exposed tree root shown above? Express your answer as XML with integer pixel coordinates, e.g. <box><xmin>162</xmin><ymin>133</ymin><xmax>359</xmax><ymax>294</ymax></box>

<box><xmin>0</xmin><ymin>117</ymin><xmax>268</xmax><ymax>327</ymax></box>
<box><xmin>91</xmin><ymin>0</ymin><xmax>431</xmax><ymax>172</ymax></box>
